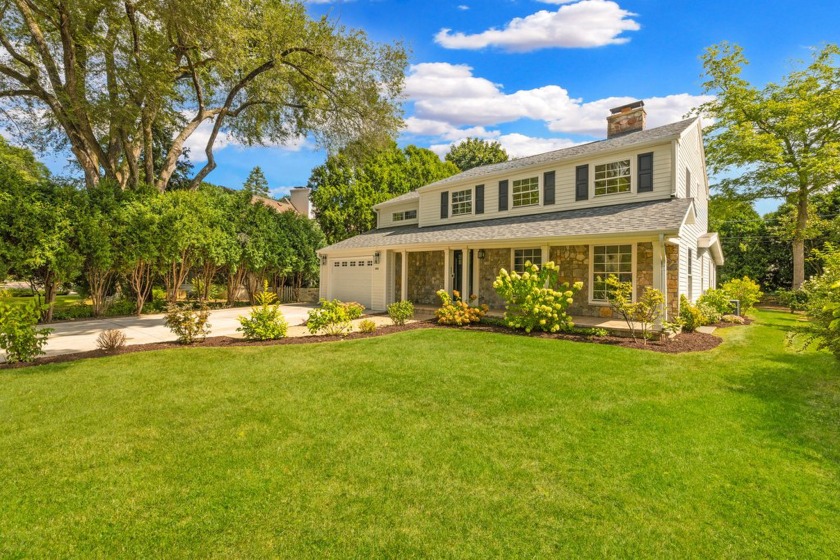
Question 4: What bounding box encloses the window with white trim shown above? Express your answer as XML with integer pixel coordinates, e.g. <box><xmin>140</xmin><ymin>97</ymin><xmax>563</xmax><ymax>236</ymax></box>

<box><xmin>592</xmin><ymin>244</ymin><xmax>633</xmax><ymax>302</ymax></box>
<box><xmin>594</xmin><ymin>160</ymin><xmax>631</xmax><ymax>196</ymax></box>
<box><xmin>514</xmin><ymin>248</ymin><xmax>542</xmax><ymax>273</ymax></box>
<box><xmin>512</xmin><ymin>177</ymin><xmax>539</xmax><ymax>208</ymax></box>
<box><xmin>392</xmin><ymin>209</ymin><xmax>417</xmax><ymax>222</ymax></box>
<box><xmin>451</xmin><ymin>189</ymin><xmax>472</xmax><ymax>216</ymax></box>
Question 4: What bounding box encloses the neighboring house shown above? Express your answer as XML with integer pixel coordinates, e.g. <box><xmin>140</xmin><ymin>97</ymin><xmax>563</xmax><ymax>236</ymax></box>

<box><xmin>317</xmin><ymin>101</ymin><xmax>723</xmax><ymax>320</ymax></box>
<box><xmin>253</xmin><ymin>186</ymin><xmax>312</xmax><ymax>217</ymax></box>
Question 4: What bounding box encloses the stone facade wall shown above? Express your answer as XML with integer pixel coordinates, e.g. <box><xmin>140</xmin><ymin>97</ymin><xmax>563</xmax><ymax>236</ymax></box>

<box><xmin>407</xmin><ymin>251</ymin><xmax>444</xmax><ymax>305</ymax></box>
<box><xmin>666</xmin><ymin>244</ymin><xmax>679</xmax><ymax>319</ymax></box>
<box><xmin>477</xmin><ymin>249</ymin><xmax>509</xmax><ymax>309</ymax></box>
<box><xmin>636</xmin><ymin>242</ymin><xmax>654</xmax><ymax>300</ymax></box>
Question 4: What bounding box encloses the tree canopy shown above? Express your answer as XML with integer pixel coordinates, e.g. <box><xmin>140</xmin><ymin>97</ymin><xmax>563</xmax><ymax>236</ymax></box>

<box><xmin>445</xmin><ymin>138</ymin><xmax>509</xmax><ymax>172</ymax></box>
<box><xmin>0</xmin><ymin>0</ymin><xmax>406</xmax><ymax>191</ymax></box>
<box><xmin>698</xmin><ymin>42</ymin><xmax>840</xmax><ymax>288</ymax></box>
<box><xmin>308</xmin><ymin>142</ymin><xmax>458</xmax><ymax>244</ymax></box>
<box><xmin>243</xmin><ymin>167</ymin><xmax>270</xmax><ymax>197</ymax></box>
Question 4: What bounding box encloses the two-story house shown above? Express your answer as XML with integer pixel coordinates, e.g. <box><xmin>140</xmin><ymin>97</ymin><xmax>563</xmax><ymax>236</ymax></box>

<box><xmin>317</xmin><ymin>101</ymin><xmax>723</xmax><ymax>320</ymax></box>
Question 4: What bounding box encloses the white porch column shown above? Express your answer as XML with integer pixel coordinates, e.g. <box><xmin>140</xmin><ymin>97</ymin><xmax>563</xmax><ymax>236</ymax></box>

<box><xmin>400</xmin><ymin>250</ymin><xmax>408</xmax><ymax>302</ymax></box>
<box><xmin>461</xmin><ymin>247</ymin><xmax>470</xmax><ymax>297</ymax></box>
<box><xmin>443</xmin><ymin>249</ymin><xmax>451</xmax><ymax>293</ymax></box>
<box><xmin>652</xmin><ymin>242</ymin><xmax>663</xmax><ymax>292</ymax></box>
<box><xmin>541</xmin><ymin>244</ymin><xmax>550</xmax><ymax>266</ymax></box>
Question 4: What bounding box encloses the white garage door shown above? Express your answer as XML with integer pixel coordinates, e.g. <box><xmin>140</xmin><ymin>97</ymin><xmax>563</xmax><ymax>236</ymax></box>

<box><xmin>329</xmin><ymin>256</ymin><xmax>374</xmax><ymax>309</ymax></box>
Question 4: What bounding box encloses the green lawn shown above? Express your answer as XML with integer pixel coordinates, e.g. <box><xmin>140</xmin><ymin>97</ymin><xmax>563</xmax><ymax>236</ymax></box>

<box><xmin>0</xmin><ymin>293</ymin><xmax>82</xmax><ymax>310</ymax></box>
<box><xmin>1</xmin><ymin>310</ymin><xmax>838</xmax><ymax>558</ymax></box>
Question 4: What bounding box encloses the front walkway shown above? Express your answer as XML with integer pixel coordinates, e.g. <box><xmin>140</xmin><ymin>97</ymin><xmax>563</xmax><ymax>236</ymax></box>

<box><xmin>7</xmin><ymin>303</ymin><xmax>391</xmax><ymax>362</ymax></box>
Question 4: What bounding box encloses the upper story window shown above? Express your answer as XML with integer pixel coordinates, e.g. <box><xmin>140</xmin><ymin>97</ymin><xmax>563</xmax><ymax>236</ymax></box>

<box><xmin>451</xmin><ymin>189</ymin><xmax>472</xmax><ymax>216</ymax></box>
<box><xmin>392</xmin><ymin>209</ymin><xmax>417</xmax><ymax>222</ymax></box>
<box><xmin>512</xmin><ymin>177</ymin><xmax>539</xmax><ymax>208</ymax></box>
<box><xmin>513</xmin><ymin>248</ymin><xmax>542</xmax><ymax>273</ymax></box>
<box><xmin>592</xmin><ymin>244</ymin><xmax>633</xmax><ymax>302</ymax></box>
<box><xmin>594</xmin><ymin>160</ymin><xmax>631</xmax><ymax>196</ymax></box>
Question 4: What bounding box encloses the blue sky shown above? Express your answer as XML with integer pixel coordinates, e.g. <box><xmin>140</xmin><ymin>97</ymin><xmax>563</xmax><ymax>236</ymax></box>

<box><xmin>46</xmin><ymin>0</ymin><xmax>840</xmax><ymax>213</ymax></box>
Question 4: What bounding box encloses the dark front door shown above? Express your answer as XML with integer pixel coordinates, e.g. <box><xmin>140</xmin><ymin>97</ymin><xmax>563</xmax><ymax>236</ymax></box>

<box><xmin>453</xmin><ymin>250</ymin><xmax>463</xmax><ymax>296</ymax></box>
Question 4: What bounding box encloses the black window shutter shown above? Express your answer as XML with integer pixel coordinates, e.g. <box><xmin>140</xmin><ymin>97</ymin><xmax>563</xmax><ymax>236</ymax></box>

<box><xmin>543</xmin><ymin>171</ymin><xmax>555</xmax><ymax>205</ymax></box>
<box><xmin>575</xmin><ymin>165</ymin><xmax>589</xmax><ymax>201</ymax></box>
<box><xmin>638</xmin><ymin>152</ymin><xmax>654</xmax><ymax>193</ymax></box>
<box><xmin>498</xmin><ymin>180</ymin><xmax>509</xmax><ymax>211</ymax></box>
<box><xmin>475</xmin><ymin>185</ymin><xmax>484</xmax><ymax>214</ymax></box>
<box><xmin>440</xmin><ymin>191</ymin><xmax>448</xmax><ymax>219</ymax></box>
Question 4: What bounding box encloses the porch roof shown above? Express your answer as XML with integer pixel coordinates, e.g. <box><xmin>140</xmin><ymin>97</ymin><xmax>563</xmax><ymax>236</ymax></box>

<box><xmin>321</xmin><ymin>198</ymin><xmax>692</xmax><ymax>253</ymax></box>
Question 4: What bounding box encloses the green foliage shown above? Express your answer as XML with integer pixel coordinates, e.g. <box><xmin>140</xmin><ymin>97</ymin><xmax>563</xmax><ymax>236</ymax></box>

<box><xmin>237</xmin><ymin>282</ymin><xmax>288</xmax><ymax>341</ymax></box>
<box><xmin>697</xmin><ymin>302</ymin><xmax>723</xmax><ymax>325</ymax></box>
<box><xmin>243</xmin><ymin>167</ymin><xmax>270</xmax><ymax>197</ymax></box>
<box><xmin>698</xmin><ymin>42</ymin><xmax>840</xmax><ymax>287</ymax></box>
<box><xmin>604</xmin><ymin>276</ymin><xmax>665</xmax><ymax>343</ymax></box>
<box><xmin>0</xmin><ymin>1</ymin><xmax>407</xmax><ymax>190</ymax></box>
<box><xmin>722</xmin><ymin>314</ymin><xmax>746</xmax><ymax>324</ymax></box>
<box><xmin>306</xmin><ymin>299</ymin><xmax>365</xmax><ymax>336</ymax></box>
<box><xmin>721</xmin><ymin>276</ymin><xmax>764</xmax><ymax>315</ymax></box>
<box><xmin>679</xmin><ymin>295</ymin><xmax>716</xmax><ymax>332</ymax></box>
<box><xmin>164</xmin><ymin>304</ymin><xmax>211</xmax><ymax>344</ymax></box>
<box><xmin>309</xmin><ymin>142</ymin><xmax>458</xmax><ymax>243</ymax></box>
<box><xmin>387</xmin><ymin>300</ymin><xmax>415</xmax><ymax>326</ymax></box>
<box><xmin>435</xmin><ymin>290</ymin><xmax>487</xmax><ymax>326</ymax></box>
<box><xmin>696</xmin><ymin>288</ymin><xmax>734</xmax><ymax>315</ymax></box>
<box><xmin>357</xmin><ymin>319</ymin><xmax>377</xmax><ymax>334</ymax></box>
<box><xmin>792</xmin><ymin>244</ymin><xmax>840</xmax><ymax>360</ymax></box>
<box><xmin>96</xmin><ymin>330</ymin><xmax>127</xmax><ymax>352</ymax></box>
<box><xmin>493</xmin><ymin>261</ymin><xmax>582</xmax><ymax>333</ymax></box>
<box><xmin>0</xmin><ymin>301</ymin><xmax>53</xmax><ymax>363</ymax></box>
<box><xmin>445</xmin><ymin>137</ymin><xmax>509</xmax><ymax>171</ymax></box>
<box><xmin>776</xmin><ymin>289</ymin><xmax>809</xmax><ymax>312</ymax></box>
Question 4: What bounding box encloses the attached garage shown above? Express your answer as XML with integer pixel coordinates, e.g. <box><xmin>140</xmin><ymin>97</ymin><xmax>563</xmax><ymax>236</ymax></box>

<box><xmin>328</xmin><ymin>256</ymin><xmax>374</xmax><ymax>309</ymax></box>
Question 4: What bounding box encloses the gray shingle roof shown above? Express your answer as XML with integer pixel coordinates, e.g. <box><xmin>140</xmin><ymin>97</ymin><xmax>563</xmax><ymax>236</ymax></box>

<box><xmin>322</xmin><ymin>198</ymin><xmax>692</xmax><ymax>252</ymax></box>
<box><xmin>373</xmin><ymin>190</ymin><xmax>419</xmax><ymax>208</ymax></box>
<box><xmin>421</xmin><ymin>118</ymin><xmax>697</xmax><ymax>191</ymax></box>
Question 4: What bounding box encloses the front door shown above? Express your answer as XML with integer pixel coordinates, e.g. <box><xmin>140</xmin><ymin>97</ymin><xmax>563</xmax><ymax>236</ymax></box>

<box><xmin>453</xmin><ymin>250</ymin><xmax>463</xmax><ymax>296</ymax></box>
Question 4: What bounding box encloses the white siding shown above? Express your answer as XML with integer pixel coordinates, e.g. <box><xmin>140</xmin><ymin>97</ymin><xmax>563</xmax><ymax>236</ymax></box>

<box><xmin>378</xmin><ymin>201</ymin><xmax>420</xmax><ymax>228</ymax></box>
<box><xmin>417</xmin><ymin>144</ymin><xmax>674</xmax><ymax>227</ymax></box>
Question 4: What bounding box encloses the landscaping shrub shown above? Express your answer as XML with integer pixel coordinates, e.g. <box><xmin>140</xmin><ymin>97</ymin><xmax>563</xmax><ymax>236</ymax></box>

<box><xmin>697</xmin><ymin>288</ymin><xmax>734</xmax><ymax>316</ymax></box>
<box><xmin>721</xmin><ymin>314</ymin><xmax>746</xmax><ymax>324</ymax></box>
<box><xmin>105</xmin><ymin>298</ymin><xmax>136</xmax><ymax>317</ymax></box>
<box><xmin>96</xmin><ymin>329</ymin><xmax>127</xmax><ymax>351</ymax></box>
<box><xmin>722</xmin><ymin>276</ymin><xmax>763</xmax><ymax>315</ymax></box>
<box><xmin>435</xmin><ymin>290</ymin><xmax>487</xmax><ymax>326</ymax></box>
<box><xmin>0</xmin><ymin>288</ymin><xmax>10</xmax><ymax>299</ymax></box>
<box><xmin>697</xmin><ymin>302</ymin><xmax>722</xmax><ymax>325</ymax></box>
<box><xmin>776</xmin><ymin>288</ymin><xmax>809</xmax><ymax>312</ymax></box>
<box><xmin>790</xmin><ymin>244</ymin><xmax>840</xmax><ymax>360</ymax></box>
<box><xmin>358</xmin><ymin>319</ymin><xmax>377</xmax><ymax>333</ymax></box>
<box><xmin>387</xmin><ymin>300</ymin><xmax>414</xmax><ymax>325</ymax></box>
<box><xmin>493</xmin><ymin>261</ymin><xmax>582</xmax><ymax>333</ymax></box>
<box><xmin>237</xmin><ymin>281</ymin><xmax>288</xmax><ymax>341</ymax></box>
<box><xmin>7</xmin><ymin>287</ymin><xmax>35</xmax><ymax>297</ymax></box>
<box><xmin>51</xmin><ymin>304</ymin><xmax>95</xmax><ymax>321</ymax></box>
<box><xmin>604</xmin><ymin>276</ymin><xmax>664</xmax><ymax>343</ymax></box>
<box><xmin>679</xmin><ymin>295</ymin><xmax>706</xmax><ymax>332</ymax></box>
<box><xmin>0</xmin><ymin>302</ymin><xmax>53</xmax><ymax>363</ymax></box>
<box><xmin>164</xmin><ymin>303</ymin><xmax>211</xmax><ymax>344</ymax></box>
<box><xmin>306</xmin><ymin>299</ymin><xmax>365</xmax><ymax>336</ymax></box>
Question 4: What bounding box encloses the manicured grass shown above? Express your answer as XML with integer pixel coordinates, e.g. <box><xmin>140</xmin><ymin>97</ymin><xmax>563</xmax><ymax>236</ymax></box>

<box><xmin>0</xmin><ymin>293</ymin><xmax>82</xmax><ymax>310</ymax></box>
<box><xmin>1</xmin><ymin>310</ymin><xmax>838</xmax><ymax>557</ymax></box>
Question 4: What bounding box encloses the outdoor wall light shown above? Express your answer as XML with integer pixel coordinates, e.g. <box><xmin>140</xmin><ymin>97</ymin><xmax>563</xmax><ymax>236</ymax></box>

<box><xmin>477</xmin><ymin>249</ymin><xmax>486</xmax><ymax>260</ymax></box>
<box><xmin>374</xmin><ymin>252</ymin><xmax>381</xmax><ymax>264</ymax></box>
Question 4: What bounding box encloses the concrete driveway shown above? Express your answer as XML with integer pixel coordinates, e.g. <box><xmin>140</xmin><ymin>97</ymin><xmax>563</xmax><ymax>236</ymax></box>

<box><xmin>31</xmin><ymin>303</ymin><xmax>318</xmax><ymax>360</ymax></box>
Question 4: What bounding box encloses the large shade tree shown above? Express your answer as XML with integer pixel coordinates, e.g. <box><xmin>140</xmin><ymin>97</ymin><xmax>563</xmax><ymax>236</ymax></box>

<box><xmin>698</xmin><ymin>42</ymin><xmax>840</xmax><ymax>288</ymax></box>
<box><xmin>445</xmin><ymin>137</ymin><xmax>509</xmax><ymax>172</ymax></box>
<box><xmin>0</xmin><ymin>0</ymin><xmax>406</xmax><ymax>191</ymax></box>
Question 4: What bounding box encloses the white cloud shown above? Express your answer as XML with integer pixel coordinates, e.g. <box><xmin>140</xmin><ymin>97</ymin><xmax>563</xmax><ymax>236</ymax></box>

<box><xmin>435</xmin><ymin>0</ymin><xmax>640</xmax><ymax>52</ymax></box>
<box><xmin>182</xmin><ymin>118</ymin><xmax>310</xmax><ymax>162</ymax></box>
<box><xmin>457</xmin><ymin>4</ymin><xmax>469</xmax><ymax>10</ymax></box>
<box><xmin>404</xmin><ymin>62</ymin><xmax>711</xmax><ymax>137</ymax></box>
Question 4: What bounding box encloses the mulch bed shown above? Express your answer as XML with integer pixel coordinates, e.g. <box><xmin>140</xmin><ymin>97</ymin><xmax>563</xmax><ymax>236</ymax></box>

<box><xmin>1</xmin><ymin>317</ymin><xmax>735</xmax><ymax>370</ymax></box>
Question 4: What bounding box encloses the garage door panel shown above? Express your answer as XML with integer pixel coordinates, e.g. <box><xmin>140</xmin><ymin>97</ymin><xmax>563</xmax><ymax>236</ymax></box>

<box><xmin>329</xmin><ymin>256</ymin><xmax>373</xmax><ymax>308</ymax></box>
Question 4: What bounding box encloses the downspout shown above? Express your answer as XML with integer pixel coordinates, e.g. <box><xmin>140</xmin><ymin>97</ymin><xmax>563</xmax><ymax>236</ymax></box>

<box><xmin>659</xmin><ymin>233</ymin><xmax>668</xmax><ymax>321</ymax></box>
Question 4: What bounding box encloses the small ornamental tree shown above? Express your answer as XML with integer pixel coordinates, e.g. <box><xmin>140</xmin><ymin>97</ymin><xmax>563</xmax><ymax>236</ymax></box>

<box><xmin>721</xmin><ymin>276</ymin><xmax>763</xmax><ymax>315</ymax></box>
<box><xmin>238</xmin><ymin>281</ymin><xmax>288</xmax><ymax>341</ymax></box>
<box><xmin>604</xmin><ymin>276</ymin><xmax>665</xmax><ymax>343</ymax></box>
<box><xmin>493</xmin><ymin>261</ymin><xmax>583</xmax><ymax>333</ymax></box>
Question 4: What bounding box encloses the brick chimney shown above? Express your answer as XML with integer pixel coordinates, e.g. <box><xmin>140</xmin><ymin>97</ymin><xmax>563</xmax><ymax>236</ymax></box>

<box><xmin>607</xmin><ymin>100</ymin><xmax>646</xmax><ymax>139</ymax></box>
<box><xmin>289</xmin><ymin>187</ymin><xmax>312</xmax><ymax>218</ymax></box>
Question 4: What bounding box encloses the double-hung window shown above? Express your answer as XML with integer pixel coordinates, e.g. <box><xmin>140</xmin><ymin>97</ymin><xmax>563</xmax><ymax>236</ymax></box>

<box><xmin>594</xmin><ymin>160</ymin><xmax>631</xmax><ymax>196</ymax></box>
<box><xmin>513</xmin><ymin>248</ymin><xmax>542</xmax><ymax>273</ymax></box>
<box><xmin>592</xmin><ymin>244</ymin><xmax>633</xmax><ymax>302</ymax></box>
<box><xmin>512</xmin><ymin>177</ymin><xmax>539</xmax><ymax>208</ymax></box>
<box><xmin>451</xmin><ymin>189</ymin><xmax>472</xmax><ymax>216</ymax></box>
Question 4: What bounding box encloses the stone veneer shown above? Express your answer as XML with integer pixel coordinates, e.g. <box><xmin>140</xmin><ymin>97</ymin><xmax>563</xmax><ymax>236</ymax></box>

<box><xmin>666</xmin><ymin>244</ymin><xmax>679</xmax><ymax>319</ymax></box>
<box><xmin>477</xmin><ymin>249</ymin><xmax>509</xmax><ymax>309</ymax></box>
<box><xmin>407</xmin><ymin>251</ymin><xmax>444</xmax><ymax>305</ymax></box>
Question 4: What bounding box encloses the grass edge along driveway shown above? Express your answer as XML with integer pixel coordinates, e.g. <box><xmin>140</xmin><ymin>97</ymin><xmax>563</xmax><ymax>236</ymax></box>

<box><xmin>1</xmin><ymin>309</ymin><xmax>838</xmax><ymax>558</ymax></box>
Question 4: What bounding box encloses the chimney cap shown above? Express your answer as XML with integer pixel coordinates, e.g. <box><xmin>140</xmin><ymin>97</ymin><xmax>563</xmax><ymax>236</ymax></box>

<box><xmin>610</xmin><ymin>100</ymin><xmax>645</xmax><ymax>114</ymax></box>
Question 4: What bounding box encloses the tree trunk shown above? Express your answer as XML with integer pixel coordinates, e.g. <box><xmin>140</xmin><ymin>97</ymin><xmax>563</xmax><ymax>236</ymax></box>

<box><xmin>792</xmin><ymin>192</ymin><xmax>809</xmax><ymax>289</ymax></box>
<box><xmin>128</xmin><ymin>261</ymin><xmax>154</xmax><ymax>316</ymax></box>
<box><xmin>42</xmin><ymin>272</ymin><xmax>57</xmax><ymax>323</ymax></box>
<box><xmin>87</xmin><ymin>267</ymin><xmax>113</xmax><ymax>317</ymax></box>
<box><xmin>225</xmin><ymin>265</ymin><xmax>247</xmax><ymax>306</ymax></box>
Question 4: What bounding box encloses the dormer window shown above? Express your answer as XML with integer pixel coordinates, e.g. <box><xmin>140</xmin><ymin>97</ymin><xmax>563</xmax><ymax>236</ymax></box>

<box><xmin>512</xmin><ymin>177</ymin><xmax>539</xmax><ymax>208</ymax></box>
<box><xmin>594</xmin><ymin>160</ymin><xmax>631</xmax><ymax>196</ymax></box>
<box><xmin>392</xmin><ymin>209</ymin><xmax>417</xmax><ymax>222</ymax></box>
<box><xmin>451</xmin><ymin>189</ymin><xmax>472</xmax><ymax>216</ymax></box>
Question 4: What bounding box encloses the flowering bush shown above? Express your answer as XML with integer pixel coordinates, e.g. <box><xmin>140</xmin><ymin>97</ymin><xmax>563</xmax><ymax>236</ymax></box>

<box><xmin>493</xmin><ymin>261</ymin><xmax>583</xmax><ymax>333</ymax></box>
<box><xmin>387</xmin><ymin>300</ymin><xmax>414</xmax><ymax>325</ymax></box>
<box><xmin>306</xmin><ymin>299</ymin><xmax>365</xmax><ymax>336</ymax></box>
<box><xmin>722</xmin><ymin>276</ymin><xmax>763</xmax><ymax>315</ymax></box>
<box><xmin>435</xmin><ymin>290</ymin><xmax>487</xmax><ymax>326</ymax></box>
<box><xmin>696</xmin><ymin>288</ymin><xmax>734</xmax><ymax>316</ymax></box>
<box><xmin>237</xmin><ymin>281</ymin><xmax>288</xmax><ymax>341</ymax></box>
